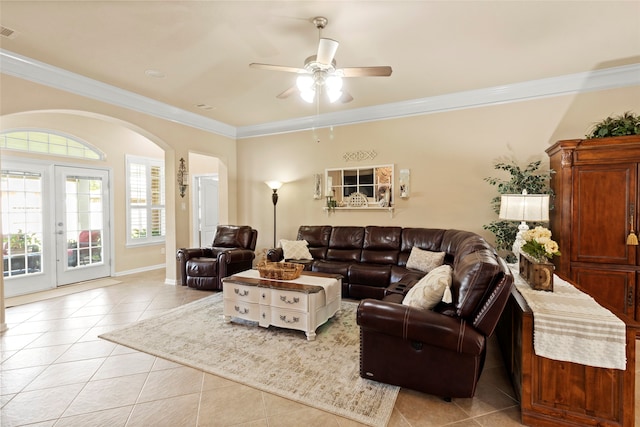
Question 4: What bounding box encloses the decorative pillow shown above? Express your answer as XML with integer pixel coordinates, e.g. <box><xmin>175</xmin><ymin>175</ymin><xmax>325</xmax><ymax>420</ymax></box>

<box><xmin>402</xmin><ymin>265</ymin><xmax>453</xmax><ymax>310</ymax></box>
<box><xmin>406</xmin><ymin>246</ymin><xmax>445</xmax><ymax>273</ymax></box>
<box><xmin>279</xmin><ymin>239</ymin><xmax>313</xmax><ymax>260</ymax></box>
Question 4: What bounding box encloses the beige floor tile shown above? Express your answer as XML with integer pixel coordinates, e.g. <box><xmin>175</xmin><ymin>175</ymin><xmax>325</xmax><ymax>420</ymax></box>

<box><xmin>54</xmin><ymin>339</ymin><xmax>116</xmax><ymax>363</ymax></box>
<box><xmin>137</xmin><ymin>365</ymin><xmax>204</xmax><ymax>402</ymax></box>
<box><xmin>1</xmin><ymin>332</ymin><xmax>43</xmax><ymax>351</ymax></box>
<box><xmin>23</xmin><ymin>358</ymin><xmax>105</xmax><ymax>391</ymax></box>
<box><xmin>0</xmin><ymin>365</ymin><xmax>47</xmax><ymax>394</ymax></box>
<box><xmin>54</xmin><ymin>406</ymin><xmax>132</xmax><ymax>427</ymax></box>
<box><xmin>453</xmin><ymin>381</ymin><xmax>518</xmax><ymax>418</ymax></box>
<box><xmin>128</xmin><ymin>393</ymin><xmax>200</xmax><ymax>427</ymax></box>
<box><xmin>198</xmin><ymin>383</ymin><xmax>266</xmax><ymax>426</ymax></box>
<box><xmin>266</xmin><ymin>406</ymin><xmax>341</xmax><ymax>427</ymax></box>
<box><xmin>395</xmin><ymin>389</ymin><xmax>471</xmax><ymax>426</ymax></box>
<box><xmin>471</xmin><ymin>405</ymin><xmax>523</xmax><ymax>426</ymax></box>
<box><xmin>91</xmin><ymin>351</ymin><xmax>155</xmax><ymax>380</ymax></box>
<box><xmin>1</xmin><ymin>344</ymin><xmax>71</xmax><ymax>370</ymax></box>
<box><xmin>25</xmin><ymin>328</ymin><xmax>89</xmax><ymax>348</ymax></box>
<box><xmin>1</xmin><ymin>383</ymin><xmax>84</xmax><ymax>427</ymax></box>
<box><xmin>63</xmin><ymin>373</ymin><xmax>148</xmax><ymax>417</ymax></box>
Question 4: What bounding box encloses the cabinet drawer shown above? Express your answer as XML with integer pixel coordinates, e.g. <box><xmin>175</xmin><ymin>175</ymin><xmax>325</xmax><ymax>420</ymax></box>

<box><xmin>269</xmin><ymin>289</ymin><xmax>309</xmax><ymax>310</ymax></box>
<box><xmin>225</xmin><ymin>283</ymin><xmax>260</xmax><ymax>303</ymax></box>
<box><xmin>223</xmin><ymin>299</ymin><xmax>260</xmax><ymax>322</ymax></box>
<box><xmin>270</xmin><ymin>307</ymin><xmax>309</xmax><ymax>330</ymax></box>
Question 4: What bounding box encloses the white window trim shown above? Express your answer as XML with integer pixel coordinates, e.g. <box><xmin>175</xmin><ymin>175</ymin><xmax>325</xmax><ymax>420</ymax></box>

<box><xmin>125</xmin><ymin>155</ymin><xmax>165</xmax><ymax>247</ymax></box>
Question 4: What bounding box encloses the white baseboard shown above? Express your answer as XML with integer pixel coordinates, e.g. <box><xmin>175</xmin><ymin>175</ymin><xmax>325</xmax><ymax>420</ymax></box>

<box><xmin>113</xmin><ymin>264</ymin><xmax>166</xmax><ymax>277</ymax></box>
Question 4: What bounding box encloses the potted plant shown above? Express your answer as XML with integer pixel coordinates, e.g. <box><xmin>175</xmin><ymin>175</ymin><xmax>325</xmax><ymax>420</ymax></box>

<box><xmin>586</xmin><ymin>111</ymin><xmax>640</xmax><ymax>139</ymax></box>
<box><xmin>483</xmin><ymin>160</ymin><xmax>554</xmax><ymax>263</ymax></box>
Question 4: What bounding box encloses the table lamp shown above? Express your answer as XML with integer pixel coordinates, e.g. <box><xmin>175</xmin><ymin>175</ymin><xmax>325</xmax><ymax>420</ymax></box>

<box><xmin>499</xmin><ymin>190</ymin><xmax>550</xmax><ymax>257</ymax></box>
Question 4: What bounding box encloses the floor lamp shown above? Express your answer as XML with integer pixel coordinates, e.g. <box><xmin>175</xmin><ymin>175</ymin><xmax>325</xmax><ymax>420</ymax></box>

<box><xmin>265</xmin><ymin>181</ymin><xmax>283</xmax><ymax>247</ymax></box>
<box><xmin>499</xmin><ymin>190</ymin><xmax>550</xmax><ymax>257</ymax></box>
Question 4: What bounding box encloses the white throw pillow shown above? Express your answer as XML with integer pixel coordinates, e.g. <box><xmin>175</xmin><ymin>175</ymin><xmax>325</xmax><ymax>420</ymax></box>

<box><xmin>279</xmin><ymin>239</ymin><xmax>313</xmax><ymax>260</ymax></box>
<box><xmin>406</xmin><ymin>246</ymin><xmax>445</xmax><ymax>273</ymax></box>
<box><xmin>402</xmin><ymin>265</ymin><xmax>453</xmax><ymax>310</ymax></box>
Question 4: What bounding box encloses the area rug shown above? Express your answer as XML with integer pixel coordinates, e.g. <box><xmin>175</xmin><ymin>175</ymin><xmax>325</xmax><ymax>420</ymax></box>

<box><xmin>99</xmin><ymin>293</ymin><xmax>398</xmax><ymax>427</ymax></box>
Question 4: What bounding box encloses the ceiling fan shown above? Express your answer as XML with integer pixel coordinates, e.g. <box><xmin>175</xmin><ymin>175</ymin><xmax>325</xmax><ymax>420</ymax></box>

<box><xmin>249</xmin><ymin>16</ymin><xmax>392</xmax><ymax>104</ymax></box>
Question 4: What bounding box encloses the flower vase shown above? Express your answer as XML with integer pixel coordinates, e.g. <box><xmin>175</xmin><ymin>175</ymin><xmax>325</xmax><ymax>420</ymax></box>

<box><xmin>519</xmin><ymin>252</ymin><xmax>554</xmax><ymax>291</ymax></box>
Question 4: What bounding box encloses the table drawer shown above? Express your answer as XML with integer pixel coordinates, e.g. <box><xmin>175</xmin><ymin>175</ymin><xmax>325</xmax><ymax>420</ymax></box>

<box><xmin>224</xmin><ymin>299</ymin><xmax>260</xmax><ymax>322</ymax></box>
<box><xmin>270</xmin><ymin>289</ymin><xmax>309</xmax><ymax>310</ymax></box>
<box><xmin>270</xmin><ymin>307</ymin><xmax>309</xmax><ymax>330</ymax></box>
<box><xmin>225</xmin><ymin>283</ymin><xmax>261</xmax><ymax>303</ymax></box>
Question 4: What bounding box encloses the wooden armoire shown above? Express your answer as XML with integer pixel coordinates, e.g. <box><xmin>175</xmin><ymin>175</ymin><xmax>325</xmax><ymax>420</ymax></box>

<box><xmin>546</xmin><ymin>135</ymin><xmax>640</xmax><ymax>321</ymax></box>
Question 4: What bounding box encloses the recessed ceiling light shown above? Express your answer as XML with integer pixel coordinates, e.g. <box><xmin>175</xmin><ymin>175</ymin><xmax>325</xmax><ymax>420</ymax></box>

<box><xmin>195</xmin><ymin>103</ymin><xmax>215</xmax><ymax>110</ymax></box>
<box><xmin>145</xmin><ymin>69</ymin><xmax>165</xmax><ymax>78</ymax></box>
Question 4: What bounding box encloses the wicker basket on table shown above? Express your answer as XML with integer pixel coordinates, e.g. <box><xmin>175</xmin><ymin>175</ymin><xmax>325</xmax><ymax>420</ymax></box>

<box><xmin>257</xmin><ymin>261</ymin><xmax>304</xmax><ymax>280</ymax></box>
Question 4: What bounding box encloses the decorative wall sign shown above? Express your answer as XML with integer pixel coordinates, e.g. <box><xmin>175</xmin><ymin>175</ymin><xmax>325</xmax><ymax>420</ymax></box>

<box><xmin>343</xmin><ymin>150</ymin><xmax>377</xmax><ymax>162</ymax></box>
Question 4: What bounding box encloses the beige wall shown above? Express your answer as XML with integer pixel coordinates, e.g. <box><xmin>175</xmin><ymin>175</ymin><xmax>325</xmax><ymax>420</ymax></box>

<box><xmin>237</xmin><ymin>86</ymin><xmax>640</xmax><ymax>256</ymax></box>
<box><xmin>0</xmin><ymin>74</ymin><xmax>238</xmax><ymax>283</ymax></box>
<box><xmin>1</xmin><ymin>73</ymin><xmax>639</xmax><ymax>282</ymax></box>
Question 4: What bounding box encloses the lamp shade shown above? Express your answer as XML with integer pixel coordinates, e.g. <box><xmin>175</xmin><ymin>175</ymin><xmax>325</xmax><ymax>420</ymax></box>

<box><xmin>499</xmin><ymin>193</ymin><xmax>550</xmax><ymax>222</ymax></box>
<box><xmin>265</xmin><ymin>180</ymin><xmax>283</xmax><ymax>191</ymax></box>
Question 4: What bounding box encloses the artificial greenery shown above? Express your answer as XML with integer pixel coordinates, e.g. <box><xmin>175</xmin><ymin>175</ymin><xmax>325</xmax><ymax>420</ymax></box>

<box><xmin>586</xmin><ymin>111</ymin><xmax>640</xmax><ymax>139</ymax></box>
<box><xmin>483</xmin><ymin>160</ymin><xmax>554</xmax><ymax>262</ymax></box>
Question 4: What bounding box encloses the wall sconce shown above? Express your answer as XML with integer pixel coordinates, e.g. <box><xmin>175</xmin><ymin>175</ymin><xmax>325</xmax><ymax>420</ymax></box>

<box><xmin>399</xmin><ymin>169</ymin><xmax>410</xmax><ymax>198</ymax></box>
<box><xmin>499</xmin><ymin>190</ymin><xmax>550</xmax><ymax>256</ymax></box>
<box><xmin>265</xmin><ymin>181</ymin><xmax>283</xmax><ymax>247</ymax></box>
<box><xmin>313</xmin><ymin>174</ymin><xmax>322</xmax><ymax>199</ymax></box>
<box><xmin>177</xmin><ymin>157</ymin><xmax>189</xmax><ymax>198</ymax></box>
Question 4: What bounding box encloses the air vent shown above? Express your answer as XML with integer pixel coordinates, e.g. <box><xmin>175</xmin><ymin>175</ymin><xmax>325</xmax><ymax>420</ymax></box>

<box><xmin>0</xmin><ymin>26</ymin><xmax>17</xmax><ymax>39</ymax></box>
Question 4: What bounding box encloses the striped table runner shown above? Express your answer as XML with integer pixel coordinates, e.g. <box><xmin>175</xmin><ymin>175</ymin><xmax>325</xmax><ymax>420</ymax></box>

<box><xmin>510</xmin><ymin>266</ymin><xmax>626</xmax><ymax>370</ymax></box>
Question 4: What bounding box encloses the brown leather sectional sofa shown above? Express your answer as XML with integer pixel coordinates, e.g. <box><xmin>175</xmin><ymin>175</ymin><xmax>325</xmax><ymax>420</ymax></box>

<box><xmin>268</xmin><ymin>225</ymin><xmax>514</xmax><ymax>398</ymax></box>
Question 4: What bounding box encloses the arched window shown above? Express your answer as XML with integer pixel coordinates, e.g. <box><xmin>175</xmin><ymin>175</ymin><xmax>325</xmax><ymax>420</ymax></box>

<box><xmin>0</xmin><ymin>130</ymin><xmax>104</xmax><ymax>160</ymax></box>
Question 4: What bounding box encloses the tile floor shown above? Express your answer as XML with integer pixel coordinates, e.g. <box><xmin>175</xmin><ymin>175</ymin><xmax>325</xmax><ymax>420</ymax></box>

<box><xmin>0</xmin><ymin>270</ymin><xmax>634</xmax><ymax>427</ymax></box>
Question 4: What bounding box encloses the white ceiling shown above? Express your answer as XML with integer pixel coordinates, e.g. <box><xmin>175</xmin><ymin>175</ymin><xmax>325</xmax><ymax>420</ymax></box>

<box><xmin>1</xmin><ymin>1</ymin><xmax>639</xmax><ymax>134</ymax></box>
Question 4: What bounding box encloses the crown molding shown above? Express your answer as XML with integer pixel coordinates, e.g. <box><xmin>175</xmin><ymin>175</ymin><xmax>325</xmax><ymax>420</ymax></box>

<box><xmin>2</xmin><ymin>49</ymin><xmax>638</xmax><ymax>140</ymax></box>
<box><xmin>236</xmin><ymin>63</ymin><xmax>640</xmax><ymax>138</ymax></box>
<box><xmin>0</xmin><ymin>49</ymin><xmax>237</xmax><ymax>139</ymax></box>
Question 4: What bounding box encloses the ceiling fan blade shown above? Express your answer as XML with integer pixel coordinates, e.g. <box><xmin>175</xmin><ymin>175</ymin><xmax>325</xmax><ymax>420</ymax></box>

<box><xmin>316</xmin><ymin>38</ymin><xmax>339</xmax><ymax>66</ymax></box>
<box><xmin>249</xmin><ymin>63</ymin><xmax>305</xmax><ymax>73</ymax></box>
<box><xmin>339</xmin><ymin>66</ymin><xmax>393</xmax><ymax>77</ymax></box>
<box><xmin>276</xmin><ymin>85</ymin><xmax>298</xmax><ymax>99</ymax></box>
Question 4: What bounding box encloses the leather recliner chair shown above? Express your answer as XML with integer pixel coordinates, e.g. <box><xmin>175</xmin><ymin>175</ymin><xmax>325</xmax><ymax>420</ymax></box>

<box><xmin>176</xmin><ymin>225</ymin><xmax>257</xmax><ymax>290</ymax></box>
<box><xmin>357</xmin><ymin>251</ymin><xmax>513</xmax><ymax>399</ymax></box>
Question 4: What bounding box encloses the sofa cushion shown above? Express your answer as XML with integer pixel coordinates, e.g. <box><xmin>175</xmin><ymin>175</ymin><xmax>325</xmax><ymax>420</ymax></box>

<box><xmin>297</xmin><ymin>225</ymin><xmax>332</xmax><ymax>260</ymax></box>
<box><xmin>349</xmin><ymin>263</ymin><xmax>391</xmax><ymax>287</ymax></box>
<box><xmin>453</xmin><ymin>249</ymin><xmax>502</xmax><ymax>319</ymax></box>
<box><xmin>406</xmin><ymin>247</ymin><xmax>445</xmax><ymax>273</ymax></box>
<box><xmin>399</xmin><ymin>228</ymin><xmax>446</xmax><ymax>266</ymax></box>
<box><xmin>212</xmin><ymin>225</ymin><xmax>253</xmax><ymax>248</ymax></box>
<box><xmin>312</xmin><ymin>260</ymin><xmax>351</xmax><ymax>279</ymax></box>
<box><xmin>279</xmin><ymin>239</ymin><xmax>313</xmax><ymax>260</ymax></box>
<box><xmin>361</xmin><ymin>226</ymin><xmax>401</xmax><ymax>264</ymax></box>
<box><xmin>402</xmin><ymin>265</ymin><xmax>452</xmax><ymax>310</ymax></box>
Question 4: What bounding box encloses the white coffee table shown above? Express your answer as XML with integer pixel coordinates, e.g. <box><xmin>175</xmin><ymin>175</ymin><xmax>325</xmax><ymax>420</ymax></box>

<box><xmin>221</xmin><ymin>269</ymin><xmax>342</xmax><ymax>341</ymax></box>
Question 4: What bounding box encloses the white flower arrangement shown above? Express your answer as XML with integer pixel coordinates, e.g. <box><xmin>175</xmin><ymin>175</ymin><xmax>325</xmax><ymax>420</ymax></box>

<box><xmin>521</xmin><ymin>226</ymin><xmax>561</xmax><ymax>261</ymax></box>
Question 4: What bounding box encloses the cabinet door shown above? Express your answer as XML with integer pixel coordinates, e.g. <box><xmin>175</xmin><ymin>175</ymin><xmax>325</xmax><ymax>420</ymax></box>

<box><xmin>572</xmin><ymin>266</ymin><xmax>636</xmax><ymax>318</ymax></box>
<box><xmin>572</xmin><ymin>164</ymin><xmax>637</xmax><ymax>265</ymax></box>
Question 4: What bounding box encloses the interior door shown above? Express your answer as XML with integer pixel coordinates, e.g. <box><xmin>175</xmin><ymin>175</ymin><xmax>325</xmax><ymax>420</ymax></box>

<box><xmin>54</xmin><ymin>166</ymin><xmax>111</xmax><ymax>286</ymax></box>
<box><xmin>196</xmin><ymin>175</ymin><xmax>219</xmax><ymax>246</ymax></box>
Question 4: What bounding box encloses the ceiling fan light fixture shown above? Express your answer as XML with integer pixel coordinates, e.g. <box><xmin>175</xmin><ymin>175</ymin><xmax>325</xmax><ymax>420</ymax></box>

<box><xmin>300</xmin><ymin>88</ymin><xmax>316</xmax><ymax>103</ymax></box>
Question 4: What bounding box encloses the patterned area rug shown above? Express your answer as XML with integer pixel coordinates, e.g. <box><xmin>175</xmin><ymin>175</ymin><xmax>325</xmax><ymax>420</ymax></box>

<box><xmin>100</xmin><ymin>293</ymin><xmax>398</xmax><ymax>427</ymax></box>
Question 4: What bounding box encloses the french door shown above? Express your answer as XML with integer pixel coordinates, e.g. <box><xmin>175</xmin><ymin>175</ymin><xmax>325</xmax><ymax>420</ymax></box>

<box><xmin>2</xmin><ymin>162</ymin><xmax>111</xmax><ymax>297</ymax></box>
<box><xmin>192</xmin><ymin>175</ymin><xmax>219</xmax><ymax>246</ymax></box>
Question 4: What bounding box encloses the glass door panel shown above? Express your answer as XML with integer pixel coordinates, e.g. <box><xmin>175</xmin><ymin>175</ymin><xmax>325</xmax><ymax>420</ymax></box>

<box><xmin>55</xmin><ymin>166</ymin><xmax>110</xmax><ymax>285</ymax></box>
